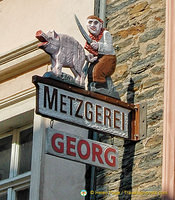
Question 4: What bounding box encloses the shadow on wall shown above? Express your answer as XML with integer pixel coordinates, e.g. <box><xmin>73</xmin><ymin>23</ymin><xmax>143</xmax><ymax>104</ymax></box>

<box><xmin>90</xmin><ymin>78</ymin><xmax>137</xmax><ymax>200</ymax></box>
<box><xmin>118</xmin><ymin>78</ymin><xmax>136</xmax><ymax>200</ymax></box>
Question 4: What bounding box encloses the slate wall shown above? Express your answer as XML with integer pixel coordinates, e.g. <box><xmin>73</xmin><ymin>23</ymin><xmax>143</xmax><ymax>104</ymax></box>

<box><xmin>95</xmin><ymin>0</ymin><xmax>165</xmax><ymax>199</ymax></box>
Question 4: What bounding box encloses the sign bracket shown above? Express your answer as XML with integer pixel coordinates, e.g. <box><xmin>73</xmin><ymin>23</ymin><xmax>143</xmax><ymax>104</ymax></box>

<box><xmin>131</xmin><ymin>102</ymin><xmax>147</xmax><ymax>141</ymax></box>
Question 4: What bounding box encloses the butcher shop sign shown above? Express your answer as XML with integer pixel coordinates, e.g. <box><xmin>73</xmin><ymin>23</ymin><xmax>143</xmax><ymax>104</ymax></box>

<box><xmin>33</xmin><ymin>75</ymin><xmax>146</xmax><ymax>141</ymax></box>
<box><xmin>46</xmin><ymin>128</ymin><xmax>118</xmax><ymax>170</ymax></box>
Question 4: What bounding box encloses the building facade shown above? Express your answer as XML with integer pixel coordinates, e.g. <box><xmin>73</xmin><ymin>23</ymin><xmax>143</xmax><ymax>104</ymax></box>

<box><xmin>0</xmin><ymin>1</ymin><xmax>94</xmax><ymax>200</ymax></box>
<box><xmin>0</xmin><ymin>0</ymin><xmax>175</xmax><ymax>200</ymax></box>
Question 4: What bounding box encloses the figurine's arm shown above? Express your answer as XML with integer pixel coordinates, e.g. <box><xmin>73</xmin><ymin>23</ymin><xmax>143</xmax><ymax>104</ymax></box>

<box><xmin>98</xmin><ymin>31</ymin><xmax>115</xmax><ymax>55</ymax></box>
<box><xmin>86</xmin><ymin>53</ymin><xmax>98</xmax><ymax>62</ymax></box>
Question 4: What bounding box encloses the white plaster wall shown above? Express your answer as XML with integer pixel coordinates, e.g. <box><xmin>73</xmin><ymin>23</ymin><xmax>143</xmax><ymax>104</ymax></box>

<box><xmin>31</xmin><ymin>115</ymin><xmax>88</xmax><ymax>200</ymax></box>
<box><xmin>41</xmin><ymin>121</ymin><xmax>88</xmax><ymax>200</ymax></box>
<box><xmin>0</xmin><ymin>65</ymin><xmax>47</xmax><ymax>100</ymax></box>
<box><xmin>0</xmin><ymin>0</ymin><xmax>94</xmax><ymax>54</ymax></box>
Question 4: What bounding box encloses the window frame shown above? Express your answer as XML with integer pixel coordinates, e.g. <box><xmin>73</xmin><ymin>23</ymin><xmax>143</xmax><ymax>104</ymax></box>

<box><xmin>0</xmin><ymin>124</ymin><xmax>33</xmax><ymax>200</ymax></box>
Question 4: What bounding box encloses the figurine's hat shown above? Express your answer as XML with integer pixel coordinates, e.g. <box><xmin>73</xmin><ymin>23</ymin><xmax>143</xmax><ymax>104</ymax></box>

<box><xmin>87</xmin><ymin>15</ymin><xmax>104</xmax><ymax>24</ymax></box>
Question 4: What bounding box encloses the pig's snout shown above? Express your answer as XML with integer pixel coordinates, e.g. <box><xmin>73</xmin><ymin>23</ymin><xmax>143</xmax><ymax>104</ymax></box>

<box><xmin>36</xmin><ymin>30</ymin><xmax>46</xmax><ymax>41</ymax></box>
<box><xmin>36</xmin><ymin>30</ymin><xmax>43</xmax><ymax>37</ymax></box>
<box><xmin>36</xmin><ymin>30</ymin><xmax>49</xmax><ymax>48</ymax></box>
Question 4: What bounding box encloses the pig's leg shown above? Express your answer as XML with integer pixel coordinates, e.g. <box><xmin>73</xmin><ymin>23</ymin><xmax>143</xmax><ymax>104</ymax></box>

<box><xmin>70</xmin><ymin>67</ymin><xmax>78</xmax><ymax>77</ymax></box>
<box><xmin>70</xmin><ymin>68</ymin><xmax>81</xmax><ymax>84</ymax></box>
<box><xmin>80</xmin><ymin>72</ymin><xmax>85</xmax><ymax>87</ymax></box>
<box><xmin>75</xmin><ymin>76</ymin><xmax>81</xmax><ymax>85</ymax></box>
<box><xmin>52</xmin><ymin>54</ymin><xmax>64</xmax><ymax>77</ymax></box>
<box><xmin>52</xmin><ymin>63</ymin><xmax>62</xmax><ymax>77</ymax></box>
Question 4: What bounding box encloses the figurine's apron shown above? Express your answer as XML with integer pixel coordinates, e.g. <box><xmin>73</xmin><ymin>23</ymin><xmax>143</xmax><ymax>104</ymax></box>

<box><xmin>87</xmin><ymin>54</ymin><xmax>116</xmax><ymax>85</ymax></box>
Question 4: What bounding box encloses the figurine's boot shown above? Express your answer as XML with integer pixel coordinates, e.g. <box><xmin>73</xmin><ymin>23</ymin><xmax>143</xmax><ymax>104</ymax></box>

<box><xmin>94</xmin><ymin>82</ymin><xmax>108</xmax><ymax>89</ymax></box>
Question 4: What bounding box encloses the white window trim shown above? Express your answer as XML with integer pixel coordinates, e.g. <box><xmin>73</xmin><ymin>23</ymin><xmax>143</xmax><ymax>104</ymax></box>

<box><xmin>0</xmin><ymin>124</ymin><xmax>33</xmax><ymax>199</ymax></box>
<box><xmin>0</xmin><ymin>172</ymin><xmax>31</xmax><ymax>193</ymax></box>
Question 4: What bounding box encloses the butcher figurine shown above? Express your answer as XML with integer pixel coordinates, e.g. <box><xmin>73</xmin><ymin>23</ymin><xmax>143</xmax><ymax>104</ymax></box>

<box><xmin>84</xmin><ymin>15</ymin><xmax>116</xmax><ymax>89</ymax></box>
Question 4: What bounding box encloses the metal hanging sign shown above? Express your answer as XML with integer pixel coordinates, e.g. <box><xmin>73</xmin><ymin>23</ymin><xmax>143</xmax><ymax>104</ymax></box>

<box><xmin>46</xmin><ymin>128</ymin><xmax>119</xmax><ymax>170</ymax></box>
<box><xmin>33</xmin><ymin>75</ymin><xmax>146</xmax><ymax>141</ymax></box>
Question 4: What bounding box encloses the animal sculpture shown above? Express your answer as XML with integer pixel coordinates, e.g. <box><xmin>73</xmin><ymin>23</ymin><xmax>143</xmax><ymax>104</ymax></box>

<box><xmin>36</xmin><ymin>30</ymin><xmax>86</xmax><ymax>86</ymax></box>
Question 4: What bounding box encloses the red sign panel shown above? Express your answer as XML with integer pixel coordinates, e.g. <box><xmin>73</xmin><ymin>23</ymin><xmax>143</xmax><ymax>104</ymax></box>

<box><xmin>46</xmin><ymin>128</ymin><xmax>119</xmax><ymax>170</ymax></box>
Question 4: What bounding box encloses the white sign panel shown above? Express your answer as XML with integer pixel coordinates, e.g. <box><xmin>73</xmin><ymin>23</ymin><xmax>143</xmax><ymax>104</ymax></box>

<box><xmin>37</xmin><ymin>83</ymin><xmax>131</xmax><ymax>138</ymax></box>
<box><xmin>46</xmin><ymin>128</ymin><xmax>119</xmax><ymax>170</ymax></box>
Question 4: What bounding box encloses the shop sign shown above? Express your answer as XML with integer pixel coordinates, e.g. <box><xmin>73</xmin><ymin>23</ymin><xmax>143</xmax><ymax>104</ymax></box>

<box><xmin>41</xmin><ymin>83</ymin><xmax>130</xmax><ymax>138</ymax></box>
<box><xmin>46</xmin><ymin>128</ymin><xmax>119</xmax><ymax>170</ymax></box>
<box><xmin>33</xmin><ymin>76</ymin><xmax>146</xmax><ymax>141</ymax></box>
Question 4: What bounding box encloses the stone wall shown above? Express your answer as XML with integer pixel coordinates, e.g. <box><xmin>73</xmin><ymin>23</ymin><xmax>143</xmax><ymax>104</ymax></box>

<box><xmin>95</xmin><ymin>0</ymin><xmax>165</xmax><ymax>199</ymax></box>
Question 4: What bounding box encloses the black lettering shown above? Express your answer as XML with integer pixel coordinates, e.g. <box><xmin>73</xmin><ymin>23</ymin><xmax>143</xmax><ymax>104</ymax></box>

<box><xmin>122</xmin><ymin>112</ymin><xmax>125</xmax><ymax>131</ymax></box>
<box><xmin>96</xmin><ymin>105</ymin><xmax>102</xmax><ymax>124</ymax></box>
<box><xmin>44</xmin><ymin>86</ymin><xmax>57</xmax><ymax>111</ymax></box>
<box><xmin>114</xmin><ymin>110</ymin><xmax>120</xmax><ymax>129</ymax></box>
<box><xmin>85</xmin><ymin>101</ymin><xmax>93</xmax><ymax>121</ymax></box>
<box><xmin>68</xmin><ymin>96</ymin><xmax>75</xmax><ymax>116</ymax></box>
<box><xmin>60</xmin><ymin>94</ymin><xmax>67</xmax><ymax>113</ymax></box>
<box><xmin>104</xmin><ymin>107</ymin><xmax>111</xmax><ymax>127</ymax></box>
<box><xmin>75</xmin><ymin>99</ymin><xmax>83</xmax><ymax>118</ymax></box>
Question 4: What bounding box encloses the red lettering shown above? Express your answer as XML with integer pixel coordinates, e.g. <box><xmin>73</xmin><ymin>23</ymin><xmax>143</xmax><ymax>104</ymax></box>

<box><xmin>104</xmin><ymin>148</ymin><xmax>116</xmax><ymax>167</ymax></box>
<box><xmin>77</xmin><ymin>140</ymin><xmax>90</xmax><ymax>160</ymax></box>
<box><xmin>67</xmin><ymin>136</ymin><xmax>76</xmax><ymax>157</ymax></box>
<box><xmin>51</xmin><ymin>132</ymin><xmax>117</xmax><ymax>170</ymax></box>
<box><xmin>92</xmin><ymin>143</ymin><xmax>104</xmax><ymax>164</ymax></box>
<box><xmin>51</xmin><ymin>133</ymin><xmax>64</xmax><ymax>153</ymax></box>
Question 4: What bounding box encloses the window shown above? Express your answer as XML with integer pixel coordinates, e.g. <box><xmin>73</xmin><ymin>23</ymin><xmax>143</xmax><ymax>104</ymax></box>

<box><xmin>0</xmin><ymin>136</ymin><xmax>12</xmax><ymax>181</ymax></box>
<box><xmin>0</xmin><ymin>193</ymin><xmax>7</xmax><ymax>200</ymax></box>
<box><xmin>16</xmin><ymin>188</ymin><xmax>29</xmax><ymax>200</ymax></box>
<box><xmin>0</xmin><ymin>125</ymin><xmax>33</xmax><ymax>200</ymax></box>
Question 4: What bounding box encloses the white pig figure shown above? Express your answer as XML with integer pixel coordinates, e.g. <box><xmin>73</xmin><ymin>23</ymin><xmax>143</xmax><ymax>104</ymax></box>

<box><xmin>36</xmin><ymin>30</ymin><xmax>86</xmax><ymax>86</ymax></box>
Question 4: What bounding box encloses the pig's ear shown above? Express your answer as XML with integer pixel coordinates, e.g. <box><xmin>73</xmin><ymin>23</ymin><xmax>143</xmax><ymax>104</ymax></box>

<box><xmin>53</xmin><ymin>30</ymin><xmax>58</xmax><ymax>38</ymax></box>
